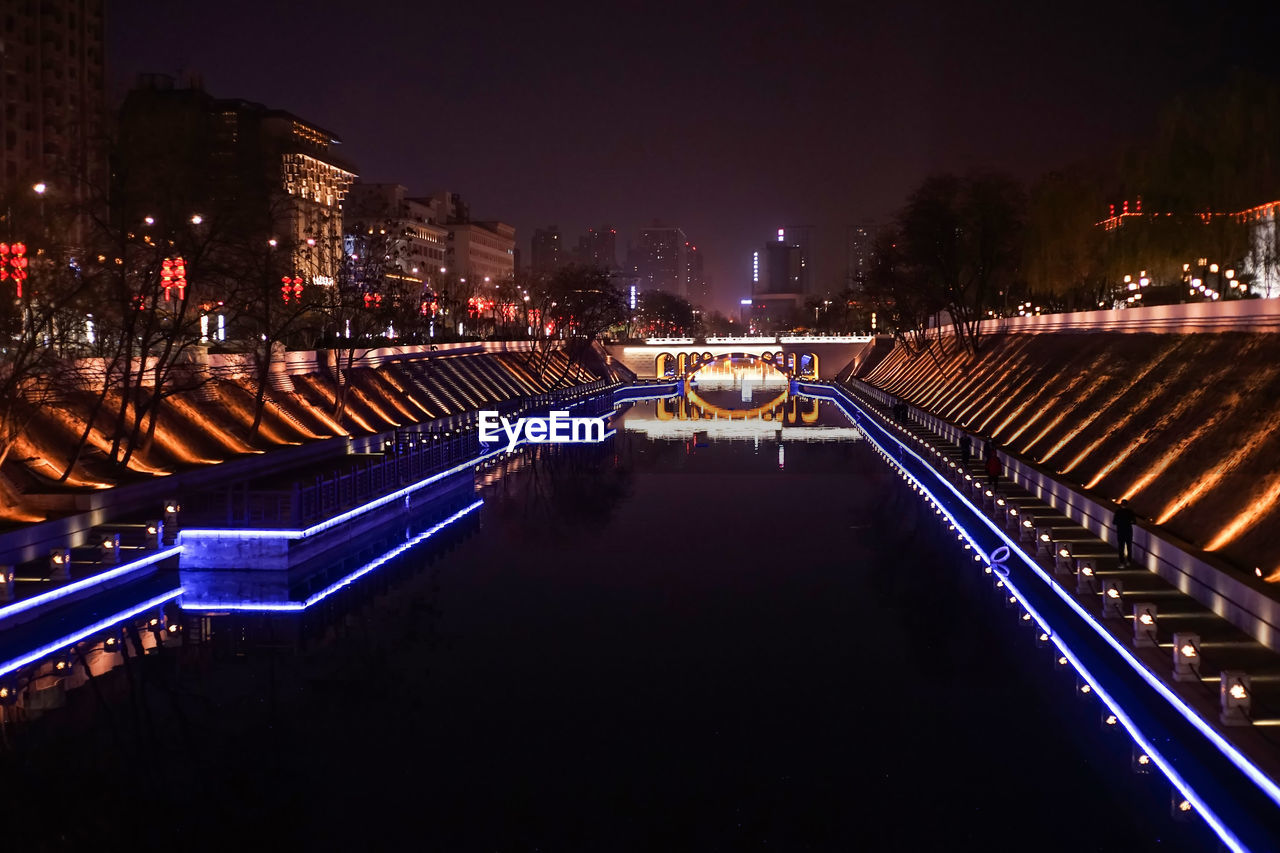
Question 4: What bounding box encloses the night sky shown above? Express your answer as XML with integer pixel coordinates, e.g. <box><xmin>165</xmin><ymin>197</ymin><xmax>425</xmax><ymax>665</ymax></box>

<box><xmin>108</xmin><ymin>1</ymin><xmax>1277</xmax><ymax>313</ymax></box>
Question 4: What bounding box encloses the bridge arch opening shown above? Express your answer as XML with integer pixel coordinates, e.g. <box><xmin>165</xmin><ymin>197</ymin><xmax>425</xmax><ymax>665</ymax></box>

<box><xmin>687</xmin><ymin>353</ymin><xmax>790</xmax><ymax>381</ymax></box>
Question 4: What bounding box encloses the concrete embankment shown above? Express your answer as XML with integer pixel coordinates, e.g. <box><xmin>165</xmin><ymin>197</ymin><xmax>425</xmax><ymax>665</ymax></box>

<box><xmin>4</xmin><ymin>342</ymin><xmax>609</xmax><ymax>523</ymax></box>
<box><xmin>862</xmin><ymin>329</ymin><xmax>1280</xmax><ymax>578</ymax></box>
<box><xmin>0</xmin><ymin>342</ymin><xmax>616</xmax><ymax>567</ymax></box>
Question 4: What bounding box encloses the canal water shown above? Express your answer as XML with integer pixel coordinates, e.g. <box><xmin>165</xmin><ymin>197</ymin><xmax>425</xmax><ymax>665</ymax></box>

<box><xmin>3</xmin><ymin>382</ymin><xmax>1214</xmax><ymax>851</ymax></box>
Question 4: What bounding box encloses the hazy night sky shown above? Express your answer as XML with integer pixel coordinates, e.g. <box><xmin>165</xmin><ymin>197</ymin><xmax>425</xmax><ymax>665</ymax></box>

<box><xmin>108</xmin><ymin>1</ymin><xmax>1276</xmax><ymax>313</ymax></box>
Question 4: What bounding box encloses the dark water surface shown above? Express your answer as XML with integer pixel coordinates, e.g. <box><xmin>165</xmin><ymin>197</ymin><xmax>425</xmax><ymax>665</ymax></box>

<box><xmin>4</xmin><ymin>395</ymin><xmax>1214</xmax><ymax>851</ymax></box>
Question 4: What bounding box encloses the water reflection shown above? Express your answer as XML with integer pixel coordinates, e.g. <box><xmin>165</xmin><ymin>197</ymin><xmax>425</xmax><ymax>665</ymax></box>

<box><xmin>481</xmin><ymin>442</ymin><xmax>633</xmax><ymax>539</ymax></box>
<box><xmin>629</xmin><ymin>388</ymin><xmax>862</xmax><ymax>443</ymax></box>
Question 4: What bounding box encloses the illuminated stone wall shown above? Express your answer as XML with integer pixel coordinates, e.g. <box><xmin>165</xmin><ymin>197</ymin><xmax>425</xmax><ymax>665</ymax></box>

<box><xmin>4</xmin><ymin>348</ymin><xmax>606</xmax><ymax>521</ymax></box>
<box><xmin>863</xmin><ymin>332</ymin><xmax>1280</xmax><ymax>577</ymax></box>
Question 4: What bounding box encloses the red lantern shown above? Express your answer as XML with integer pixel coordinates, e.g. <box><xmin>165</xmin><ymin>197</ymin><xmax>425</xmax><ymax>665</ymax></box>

<box><xmin>6</xmin><ymin>243</ymin><xmax>27</xmax><ymax>297</ymax></box>
<box><xmin>173</xmin><ymin>257</ymin><xmax>187</xmax><ymax>300</ymax></box>
<box><xmin>281</xmin><ymin>275</ymin><xmax>303</xmax><ymax>303</ymax></box>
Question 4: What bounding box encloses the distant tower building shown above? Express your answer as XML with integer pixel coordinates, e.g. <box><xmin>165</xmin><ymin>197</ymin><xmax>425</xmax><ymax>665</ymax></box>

<box><xmin>1</xmin><ymin>0</ymin><xmax>107</xmax><ymax>202</ymax></box>
<box><xmin>574</xmin><ymin>225</ymin><xmax>618</xmax><ymax>269</ymax></box>
<box><xmin>763</xmin><ymin>240</ymin><xmax>803</xmax><ymax>294</ymax></box>
<box><xmin>782</xmin><ymin>225</ymin><xmax>814</xmax><ymax>294</ymax></box>
<box><xmin>748</xmin><ymin>227</ymin><xmax>805</xmax><ymax>329</ymax></box>
<box><xmin>684</xmin><ymin>242</ymin><xmax>707</xmax><ymax>305</ymax></box>
<box><xmin>846</xmin><ymin>222</ymin><xmax>874</xmax><ymax>291</ymax></box>
<box><xmin>531</xmin><ymin>226</ymin><xmax>563</xmax><ymax>274</ymax></box>
<box><xmin>634</xmin><ymin>223</ymin><xmax>688</xmax><ymax>296</ymax></box>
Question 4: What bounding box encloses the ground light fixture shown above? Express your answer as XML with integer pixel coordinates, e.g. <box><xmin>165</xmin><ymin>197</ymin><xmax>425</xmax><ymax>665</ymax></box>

<box><xmin>100</xmin><ymin>533</ymin><xmax>120</xmax><ymax>565</ymax></box>
<box><xmin>163</xmin><ymin>498</ymin><xmax>181</xmax><ymax>533</ymax></box>
<box><xmin>1133</xmin><ymin>603</ymin><xmax>1158</xmax><ymax>648</ymax></box>
<box><xmin>1220</xmin><ymin>672</ymin><xmax>1252</xmax><ymax>726</ymax></box>
<box><xmin>145</xmin><ymin>520</ymin><xmax>163</xmax><ymax>549</ymax></box>
<box><xmin>1035</xmin><ymin>525</ymin><xmax>1054</xmax><ymax>557</ymax></box>
<box><xmin>1075</xmin><ymin>560</ymin><xmax>1096</xmax><ymax>595</ymax></box>
<box><xmin>1054</xmin><ymin>542</ymin><xmax>1074</xmax><ymax>575</ymax></box>
<box><xmin>1173</xmin><ymin>632</ymin><xmax>1201</xmax><ymax>682</ymax></box>
<box><xmin>1102</xmin><ymin>579</ymin><xmax>1124</xmax><ymax>619</ymax></box>
<box><xmin>49</xmin><ymin>547</ymin><xmax>71</xmax><ymax>581</ymax></box>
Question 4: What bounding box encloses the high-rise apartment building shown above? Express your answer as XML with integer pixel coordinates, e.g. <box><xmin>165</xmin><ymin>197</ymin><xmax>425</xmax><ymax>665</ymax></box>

<box><xmin>632</xmin><ymin>224</ymin><xmax>687</xmax><ymax>296</ymax></box>
<box><xmin>683</xmin><ymin>242</ymin><xmax>707</xmax><ymax>305</ymax></box>
<box><xmin>573</xmin><ymin>225</ymin><xmax>617</xmax><ymax>269</ymax></box>
<box><xmin>531</xmin><ymin>226</ymin><xmax>563</xmax><ymax>274</ymax></box>
<box><xmin>846</xmin><ymin>223</ymin><xmax>873</xmax><ymax>291</ymax></box>
<box><xmin>747</xmin><ymin>228</ymin><xmax>805</xmax><ymax>329</ymax></box>
<box><xmin>780</xmin><ymin>225</ymin><xmax>813</xmax><ymax>294</ymax></box>
<box><xmin>1</xmin><ymin>0</ymin><xmax>106</xmax><ymax>193</ymax></box>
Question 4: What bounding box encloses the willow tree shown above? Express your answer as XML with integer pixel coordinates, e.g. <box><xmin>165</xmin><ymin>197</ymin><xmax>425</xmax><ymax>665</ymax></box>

<box><xmin>895</xmin><ymin>172</ymin><xmax>1025</xmax><ymax>352</ymax></box>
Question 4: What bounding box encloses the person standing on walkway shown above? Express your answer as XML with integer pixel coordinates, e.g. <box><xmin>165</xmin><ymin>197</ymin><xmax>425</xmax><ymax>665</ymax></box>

<box><xmin>960</xmin><ymin>435</ymin><xmax>972</xmax><ymax>469</ymax></box>
<box><xmin>982</xmin><ymin>435</ymin><xmax>993</xmax><ymax>463</ymax></box>
<box><xmin>985</xmin><ymin>450</ymin><xmax>1000</xmax><ymax>490</ymax></box>
<box><xmin>1114</xmin><ymin>499</ymin><xmax>1136</xmax><ymax>565</ymax></box>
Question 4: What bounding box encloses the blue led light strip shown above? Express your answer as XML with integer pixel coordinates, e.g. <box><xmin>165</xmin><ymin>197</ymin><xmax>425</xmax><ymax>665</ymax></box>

<box><xmin>180</xmin><ymin>499</ymin><xmax>484</xmax><ymax>612</ymax></box>
<box><xmin>613</xmin><ymin>382</ymin><xmax>680</xmax><ymax>402</ymax></box>
<box><xmin>801</xmin><ymin>382</ymin><xmax>1270</xmax><ymax>853</ymax></box>
<box><xmin>0</xmin><ymin>546</ymin><xmax>182</xmax><ymax>625</ymax></box>
<box><xmin>180</xmin><ymin>411</ymin><xmax>616</xmax><ymax>542</ymax></box>
<box><xmin>0</xmin><ymin>587</ymin><xmax>184</xmax><ymax>679</ymax></box>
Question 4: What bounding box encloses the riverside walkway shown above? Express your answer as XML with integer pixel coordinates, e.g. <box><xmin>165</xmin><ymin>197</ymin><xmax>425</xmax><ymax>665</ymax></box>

<box><xmin>799</xmin><ymin>379</ymin><xmax>1280</xmax><ymax>853</ymax></box>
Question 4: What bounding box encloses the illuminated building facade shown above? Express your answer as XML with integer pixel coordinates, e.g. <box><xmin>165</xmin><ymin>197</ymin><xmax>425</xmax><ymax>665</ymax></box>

<box><xmin>0</xmin><ymin>0</ymin><xmax>105</xmax><ymax>193</ymax></box>
<box><xmin>345</xmin><ymin>183</ymin><xmax>448</xmax><ymax>288</ymax></box>
<box><xmin>117</xmin><ymin>75</ymin><xmax>358</xmax><ymax>284</ymax></box>
<box><xmin>447</xmin><ymin>220</ymin><xmax>517</xmax><ymax>282</ymax></box>
<box><xmin>417</xmin><ymin>191</ymin><xmax>515</xmax><ymax>282</ymax></box>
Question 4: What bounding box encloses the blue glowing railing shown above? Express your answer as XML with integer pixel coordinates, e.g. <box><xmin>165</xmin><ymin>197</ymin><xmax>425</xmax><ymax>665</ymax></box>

<box><xmin>181</xmin><ymin>499</ymin><xmax>484</xmax><ymax>612</ymax></box>
<box><xmin>0</xmin><ymin>586</ymin><xmax>183</xmax><ymax>680</ymax></box>
<box><xmin>0</xmin><ymin>546</ymin><xmax>182</xmax><ymax>626</ymax></box>
<box><xmin>181</xmin><ymin>384</ymin><xmax>624</xmax><ymax>537</ymax></box>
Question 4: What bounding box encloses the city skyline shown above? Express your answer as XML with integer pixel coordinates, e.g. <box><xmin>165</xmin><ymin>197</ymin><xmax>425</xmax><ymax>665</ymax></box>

<box><xmin>103</xmin><ymin>1</ymin><xmax>1280</xmax><ymax>314</ymax></box>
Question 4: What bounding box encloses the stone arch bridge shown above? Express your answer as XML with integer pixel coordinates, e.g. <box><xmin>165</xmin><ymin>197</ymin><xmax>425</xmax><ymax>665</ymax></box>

<box><xmin>603</xmin><ymin>336</ymin><xmax>876</xmax><ymax>381</ymax></box>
